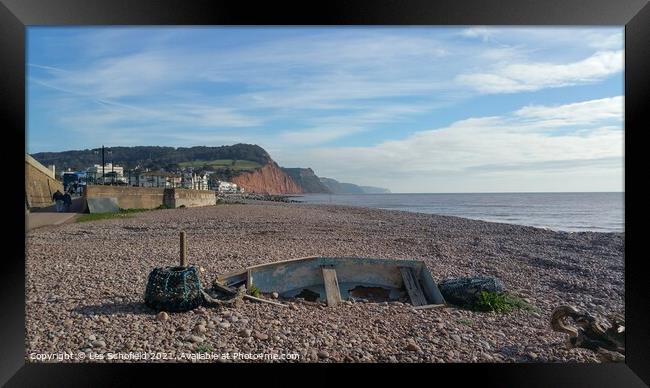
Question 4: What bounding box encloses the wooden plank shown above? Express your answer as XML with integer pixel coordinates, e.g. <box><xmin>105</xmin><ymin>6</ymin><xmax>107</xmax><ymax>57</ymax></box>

<box><xmin>413</xmin><ymin>304</ymin><xmax>446</xmax><ymax>310</ymax></box>
<box><xmin>321</xmin><ymin>265</ymin><xmax>342</xmax><ymax>307</ymax></box>
<box><xmin>243</xmin><ymin>294</ymin><xmax>288</xmax><ymax>308</ymax></box>
<box><xmin>216</xmin><ymin>270</ymin><xmax>247</xmax><ymax>288</ymax></box>
<box><xmin>400</xmin><ymin>267</ymin><xmax>428</xmax><ymax>306</ymax></box>
<box><xmin>212</xmin><ymin>281</ymin><xmax>237</xmax><ymax>295</ymax></box>
<box><xmin>245</xmin><ymin>255</ymin><xmax>320</xmax><ymax>270</ymax></box>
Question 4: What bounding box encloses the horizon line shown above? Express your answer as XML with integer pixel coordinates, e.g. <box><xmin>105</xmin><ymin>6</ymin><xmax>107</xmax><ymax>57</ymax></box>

<box><xmin>300</xmin><ymin>191</ymin><xmax>624</xmax><ymax>195</ymax></box>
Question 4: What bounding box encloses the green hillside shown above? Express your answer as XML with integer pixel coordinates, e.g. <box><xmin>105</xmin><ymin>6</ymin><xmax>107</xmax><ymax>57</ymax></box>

<box><xmin>179</xmin><ymin>159</ymin><xmax>262</xmax><ymax>170</ymax></box>
<box><xmin>31</xmin><ymin>144</ymin><xmax>271</xmax><ymax>172</ymax></box>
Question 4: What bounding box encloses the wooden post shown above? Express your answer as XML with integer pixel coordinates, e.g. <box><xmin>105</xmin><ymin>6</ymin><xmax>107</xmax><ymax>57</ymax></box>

<box><xmin>180</xmin><ymin>231</ymin><xmax>187</xmax><ymax>267</ymax></box>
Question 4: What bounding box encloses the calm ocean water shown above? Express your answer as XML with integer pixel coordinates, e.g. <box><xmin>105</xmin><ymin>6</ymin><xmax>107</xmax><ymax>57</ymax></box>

<box><xmin>294</xmin><ymin>192</ymin><xmax>624</xmax><ymax>233</ymax></box>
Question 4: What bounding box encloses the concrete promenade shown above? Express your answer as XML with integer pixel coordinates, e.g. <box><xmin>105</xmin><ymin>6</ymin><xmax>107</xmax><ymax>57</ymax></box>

<box><xmin>26</xmin><ymin>197</ymin><xmax>84</xmax><ymax>231</ymax></box>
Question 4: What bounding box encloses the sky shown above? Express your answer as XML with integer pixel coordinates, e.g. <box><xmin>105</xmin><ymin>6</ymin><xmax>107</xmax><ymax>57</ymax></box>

<box><xmin>27</xmin><ymin>27</ymin><xmax>624</xmax><ymax>193</ymax></box>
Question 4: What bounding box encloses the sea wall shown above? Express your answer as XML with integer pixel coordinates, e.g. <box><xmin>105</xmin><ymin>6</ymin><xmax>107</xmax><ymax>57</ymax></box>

<box><xmin>84</xmin><ymin>186</ymin><xmax>215</xmax><ymax>211</ymax></box>
<box><xmin>166</xmin><ymin>188</ymin><xmax>216</xmax><ymax>208</ymax></box>
<box><xmin>25</xmin><ymin>155</ymin><xmax>63</xmax><ymax>209</ymax></box>
<box><xmin>85</xmin><ymin>186</ymin><xmax>166</xmax><ymax>210</ymax></box>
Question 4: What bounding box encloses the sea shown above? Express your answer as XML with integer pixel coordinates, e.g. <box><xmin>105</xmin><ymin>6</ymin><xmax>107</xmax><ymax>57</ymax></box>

<box><xmin>293</xmin><ymin>192</ymin><xmax>624</xmax><ymax>233</ymax></box>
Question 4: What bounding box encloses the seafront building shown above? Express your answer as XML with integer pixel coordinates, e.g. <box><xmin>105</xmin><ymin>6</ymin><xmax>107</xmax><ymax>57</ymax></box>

<box><xmin>216</xmin><ymin>181</ymin><xmax>242</xmax><ymax>193</ymax></box>
<box><xmin>86</xmin><ymin>163</ymin><xmax>127</xmax><ymax>184</ymax></box>
<box><xmin>181</xmin><ymin>172</ymin><xmax>210</xmax><ymax>190</ymax></box>
<box><xmin>34</xmin><ymin>158</ymin><xmax>246</xmax><ymax>193</ymax></box>
<box><xmin>129</xmin><ymin>171</ymin><xmax>182</xmax><ymax>188</ymax></box>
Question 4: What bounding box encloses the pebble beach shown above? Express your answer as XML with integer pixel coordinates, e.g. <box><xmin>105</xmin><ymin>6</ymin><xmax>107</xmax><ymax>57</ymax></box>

<box><xmin>25</xmin><ymin>201</ymin><xmax>625</xmax><ymax>363</ymax></box>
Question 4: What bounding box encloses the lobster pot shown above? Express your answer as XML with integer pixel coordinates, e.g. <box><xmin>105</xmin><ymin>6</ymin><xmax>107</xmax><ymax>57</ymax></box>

<box><xmin>144</xmin><ymin>266</ymin><xmax>204</xmax><ymax>312</ymax></box>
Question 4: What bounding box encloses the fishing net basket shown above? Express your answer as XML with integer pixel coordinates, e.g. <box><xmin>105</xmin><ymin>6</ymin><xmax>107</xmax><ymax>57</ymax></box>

<box><xmin>144</xmin><ymin>266</ymin><xmax>204</xmax><ymax>312</ymax></box>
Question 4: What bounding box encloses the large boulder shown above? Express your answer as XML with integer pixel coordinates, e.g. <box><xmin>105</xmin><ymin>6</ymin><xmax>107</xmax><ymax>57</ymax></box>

<box><xmin>438</xmin><ymin>276</ymin><xmax>505</xmax><ymax>306</ymax></box>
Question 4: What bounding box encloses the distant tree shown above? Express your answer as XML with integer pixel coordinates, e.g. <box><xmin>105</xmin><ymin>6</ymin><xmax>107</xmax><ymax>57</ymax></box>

<box><xmin>165</xmin><ymin>162</ymin><xmax>179</xmax><ymax>171</ymax></box>
<box><xmin>31</xmin><ymin>143</ymin><xmax>270</xmax><ymax>176</ymax></box>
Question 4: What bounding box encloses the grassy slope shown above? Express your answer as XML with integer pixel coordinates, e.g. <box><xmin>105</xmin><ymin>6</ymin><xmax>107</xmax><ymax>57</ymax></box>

<box><xmin>178</xmin><ymin>159</ymin><xmax>261</xmax><ymax>170</ymax></box>
<box><xmin>76</xmin><ymin>208</ymin><xmax>157</xmax><ymax>223</ymax></box>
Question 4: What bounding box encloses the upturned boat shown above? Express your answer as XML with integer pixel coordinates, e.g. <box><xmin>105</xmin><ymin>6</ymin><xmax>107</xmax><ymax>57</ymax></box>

<box><xmin>216</xmin><ymin>256</ymin><xmax>446</xmax><ymax>308</ymax></box>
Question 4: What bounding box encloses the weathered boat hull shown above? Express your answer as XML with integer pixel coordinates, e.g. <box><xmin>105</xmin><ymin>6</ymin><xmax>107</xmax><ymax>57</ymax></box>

<box><xmin>216</xmin><ymin>256</ymin><xmax>446</xmax><ymax>306</ymax></box>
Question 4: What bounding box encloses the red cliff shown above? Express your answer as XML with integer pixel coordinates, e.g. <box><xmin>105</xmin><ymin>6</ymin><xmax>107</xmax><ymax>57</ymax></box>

<box><xmin>232</xmin><ymin>162</ymin><xmax>303</xmax><ymax>194</ymax></box>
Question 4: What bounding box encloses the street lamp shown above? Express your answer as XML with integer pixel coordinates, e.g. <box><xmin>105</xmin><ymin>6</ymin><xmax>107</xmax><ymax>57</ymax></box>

<box><xmin>107</xmin><ymin>148</ymin><xmax>113</xmax><ymax>185</ymax></box>
<box><xmin>91</xmin><ymin>145</ymin><xmax>112</xmax><ymax>185</ymax></box>
<box><xmin>93</xmin><ymin>145</ymin><xmax>107</xmax><ymax>184</ymax></box>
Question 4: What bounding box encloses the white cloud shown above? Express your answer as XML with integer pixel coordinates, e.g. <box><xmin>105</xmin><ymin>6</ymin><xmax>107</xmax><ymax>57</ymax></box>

<box><xmin>55</xmin><ymin>100</ymin><xmax>262</xmax><ymax>130</ymax></box>
<box><xmin>28</xmin><ymin>26</ymin><xmax>625</xmax><ymax>183</ymax></box>
<box><xmin>457</xmin><ymin>50</ymin><xmax>623</xmax><ymax>93</ymax></box>
<box><xmin>50</xmin><ymin>52</ymin><xmax>182</xmax><ymax>99</ymax></box>
<box><xmin>460</xmin><ymin>27</ymin><xmax>623</xmax><ymax>51</ymax></box>
<box><xmin>175</xmin><ymin>105</ymin><xmax>263</xmax><ymax>128</ymax></box>
<box><xmin>28</xmin><ymin>31</ymin><xmax>460</xmax><ymax>148</ymax></box>
<box><xmin>278</xmin><ymin>127</ymin><xmax>363</xmax><ymax>145</ymax></box>
<box><xmin>31</xmin><ymin>28</ymin><xmax>624</xmax><ymax>106</ymax></box>
<box><xmin>514</xmin><ymin>96</ymin><xmax>624</xmax><ymax>126</ymax></box>
<box><xmin>460</xmin><ymin>27</ymin><xmax>499</xmax><ymax>42</ymax></box>
<box><xmin>274</xmin><ymin>104</ymin><xmax>443</xmax><ymax>145</ymax></box>
<box><xmin>272</xmin><ymin>96</ymin><xmax>623</xmax><ymax>192</ymax></box>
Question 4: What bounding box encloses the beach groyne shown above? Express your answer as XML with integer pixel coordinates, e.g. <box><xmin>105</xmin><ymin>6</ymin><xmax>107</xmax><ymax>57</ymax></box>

<box><xmin>84</xmin><ymin>186</ymin><xmax>215</xmax><ymax>211</ymax></box>
<box><xmin>165</xmin><ymin>188</ymin><xmax>216</xmax><ymax>208</ymax></box>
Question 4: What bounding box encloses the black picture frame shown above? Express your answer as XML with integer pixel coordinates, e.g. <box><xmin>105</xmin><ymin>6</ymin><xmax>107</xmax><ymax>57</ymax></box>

<box><xmin>2</xmin><ymin>0</ymin><xmax>648</xmax><ymax>386</ymax></box>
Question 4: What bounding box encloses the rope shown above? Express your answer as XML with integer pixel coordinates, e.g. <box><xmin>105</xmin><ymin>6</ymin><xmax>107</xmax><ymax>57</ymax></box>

<box><xmin>201</xmin><ymin>284</ymin><xmax>246</xmax><ymax>306</ymax></box>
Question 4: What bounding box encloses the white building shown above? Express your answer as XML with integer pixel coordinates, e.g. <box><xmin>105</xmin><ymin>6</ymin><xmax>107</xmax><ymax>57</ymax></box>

<box><xmin>130</xmin><ymin>171</ymin><xmax>181</xmax><ymax>188</ymax></box>
<box><xmin>181</xmin><ymin>173</ymin><xmax>209</xmax><ymax>191</ymax></box>
<box><xmin>217</xmin><ymin>181</ymin><xmax>242</xmax><ymax>193</ymax></box>
<box><xmin>87</xmin><ymin>163</ymin><xmax>126</xmax><ymax>183</ymax></box>
<box><xmin>88</xmin><ymin>163</ymin><xmax>124</xmax><ymax>176</ymax></box>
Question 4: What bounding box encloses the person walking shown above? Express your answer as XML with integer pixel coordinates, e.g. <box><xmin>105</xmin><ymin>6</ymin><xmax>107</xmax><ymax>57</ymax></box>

<box><xmin>63</xmin><ymin>191</ymin><xmax>72</xmax><ymax>212</ymax></box>
<box><xmin>52</xmin><ymin>190</ymin><xmax>64</xmax><ymax>212</ymax></box>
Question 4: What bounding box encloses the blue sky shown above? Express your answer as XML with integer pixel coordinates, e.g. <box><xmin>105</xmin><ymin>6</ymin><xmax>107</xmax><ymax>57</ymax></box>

<box><xmin>27</xmin><ymin>27</ymin><xmax>624</xmax><ymax>192</ymax></box>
